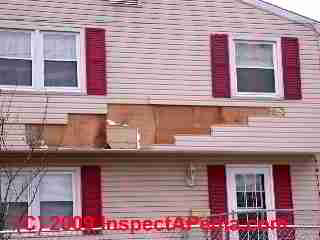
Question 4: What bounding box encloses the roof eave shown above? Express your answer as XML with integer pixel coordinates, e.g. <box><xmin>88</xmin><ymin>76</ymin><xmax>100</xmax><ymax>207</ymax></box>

<box><xmin>240</xmin><ymin>0</ymin><xmax>319</xmax><ymax>27</ymax></box>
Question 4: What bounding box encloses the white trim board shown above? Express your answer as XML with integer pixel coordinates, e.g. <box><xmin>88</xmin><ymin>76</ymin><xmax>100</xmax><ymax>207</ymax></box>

<box><xmin>239</xmin><ymin>0</ymin><xmax>319</xmax><ymax>29</ymax></box>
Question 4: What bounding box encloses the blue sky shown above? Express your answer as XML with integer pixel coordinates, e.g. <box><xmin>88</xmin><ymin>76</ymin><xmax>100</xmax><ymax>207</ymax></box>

<box><xmin>264</xmin><ymin>0</ymin><xmax>320</xmax><ymax>21</ymax></box>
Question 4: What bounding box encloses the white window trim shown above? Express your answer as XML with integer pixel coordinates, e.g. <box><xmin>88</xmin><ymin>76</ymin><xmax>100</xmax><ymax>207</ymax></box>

<box><xmin>229</xmin><ymin>34</ymin><xmax>284</xmax><ymax>99</ymax></box>
<box><xmin>226</xmin><ymin>164</ymin><xmax>277</xmax><ymax>240</ymax></box>
<box><xmin>0</xmin><ymin>167</ymin><xmax>81</xmax><ymax>230</ymax></box>
<box><xmin>0</xmin><ymin>29</ymin><xmax>85</xmax><ymax>94</ymax></box>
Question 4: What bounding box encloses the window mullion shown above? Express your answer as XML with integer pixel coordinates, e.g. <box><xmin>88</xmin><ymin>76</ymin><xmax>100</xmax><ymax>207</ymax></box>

<box><xmin>76</xmin><ymin>33</ymin><xmax>82</xmax><ymax>91</ymax></box>
<box><xmin>33</xmin><ymin>31</ymin><xmax>44</xmax><ymax>90</ymax></box>
<box><xmin>273</xmin><ymin>43</ymin><xmax>280</xmax><ymax>96</ymax></box>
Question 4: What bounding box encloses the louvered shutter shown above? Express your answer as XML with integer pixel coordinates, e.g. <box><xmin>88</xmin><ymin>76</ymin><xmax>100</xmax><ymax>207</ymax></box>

<box><xmin>86</xmin><ymin>28</ymin><xmax>106</xmax><ymax>95</ymax></box>
<box><xmin>211</xmin><ymin>34</ymin><xmax>231</xmax><ymax>98</ymax></box>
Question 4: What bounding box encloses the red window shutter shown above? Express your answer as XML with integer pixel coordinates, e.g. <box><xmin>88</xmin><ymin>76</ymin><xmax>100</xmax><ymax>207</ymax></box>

<box><xmin>81</xmin><ymin>166</ymin><xmax>102</xmax><ymax>227</ymax></box>
<box><xmin>86</xmin><ymin>28</ymin><xmax>106</xmax><ymax>95</ymax></box>
<box><xmin>281</xmin><ymin>37</ymin><xmax>302</xmax><ymax>100</ymax></box>
<box><xmin>211</xmin><ymin>34</ymin><xmax>231</xmax><ymax>98</ymax></box>
<box><xmin>273</xmin><ymin>165</ymin><xmax>295</xmax><ymax>240</ymax></box>
<box><xmin>207</xmin><ymin>165</ymin><xmax>227</xmax><ymax>240</ymax></box>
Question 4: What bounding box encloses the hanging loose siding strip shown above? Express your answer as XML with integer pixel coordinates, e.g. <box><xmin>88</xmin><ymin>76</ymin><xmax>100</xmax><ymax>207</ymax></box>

<box><xmin>282</xmin><ymin>37</ymin><xmax>302</xmax><ymax>100</ymax></box>
<box><xmin>86</xmin><ymin>28</ymin><xmax>106</xmax><ymax>95</ymax></box>
<box><xmin>211</xmin><ymin>34</ymin><xmax>230</xmax><ymax>98</ymax></box>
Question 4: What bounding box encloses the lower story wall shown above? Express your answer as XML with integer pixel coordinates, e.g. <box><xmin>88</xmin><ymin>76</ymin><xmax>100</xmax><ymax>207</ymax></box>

<box><xmin>102</xmin><ymin>154</ymin><xmax>320</xmax><ymax>218</ymax></box>
<box><xmin>9</xmin><ymin>153</ymin><xmax>320</xmax><ymax>239</ymax></box>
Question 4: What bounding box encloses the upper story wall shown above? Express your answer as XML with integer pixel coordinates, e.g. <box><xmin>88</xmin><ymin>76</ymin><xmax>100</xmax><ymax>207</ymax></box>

<box><xmin>0</xmin><ymin>0</ymin><xmax>318</xmax><ymax>107</ymax></box>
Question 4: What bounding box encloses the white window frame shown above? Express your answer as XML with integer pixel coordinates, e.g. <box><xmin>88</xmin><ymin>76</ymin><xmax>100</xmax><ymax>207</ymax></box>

<box><xmin>229</xmin><ymin>35</ymin><xmax>284</xmax><ymax>99</ymax></box>
<box><xmin>0</xmin><ymin>167</ymin><xmax>81</xmax><ymax>230</ymax></box>
<box><xmin>0</xmin><ymin>29</ymin><xmax>85</xmax><ymax>93</ymax></box>
<box><xmin>226</xmin><ymin>164</ymin><xmax>277</xmax><ymax>240</ymax></box>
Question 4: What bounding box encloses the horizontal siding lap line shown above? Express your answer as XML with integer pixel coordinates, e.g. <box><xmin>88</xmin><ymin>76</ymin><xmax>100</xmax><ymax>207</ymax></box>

<box><xmin>213</xmin><ymin>129</ymin><xmax>320</xmax><ymax>133</ymax></box>
<box><xmin>175</xmin><ymin>140</ymin><xmax>320</xmax><ymax>146</ymax></box>
<box><xmin>248</xmin><ymin>117</ymin><xmax>320</xmax><ymax>123</ymax></box>
<box><xmin>211</xmin><ymin>133</ymin><xmax>320</xmax><ymax>138</ymax></box>
<box><xmin>169</xmin><ymin>144</ymin><xmax>320</xmax><ymax>150</ymax></box>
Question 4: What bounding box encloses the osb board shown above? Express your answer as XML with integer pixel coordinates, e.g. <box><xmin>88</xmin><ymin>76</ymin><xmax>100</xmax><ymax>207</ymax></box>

<box><xmin>107</xmin><ymin>105</ymin><xmax>156</xmax><ymax>146</ymax></box>
<box><xmin>155</xmin><ymin>106</ymin><xmax>222</xmax><ymax>144</ymax></box>
<box><xmin>108</xmin><ymin>105</ymin><xmax>270</xmax><ymax>145</ymax></box>
<box><xmin>221</xmin><ymin>107</ymin><xmax>270</xmax><ymax>123</ymax></box>
<box><xmin>26</xmin><ymin>114</ymin><xmax>106</xmax><ymax>148</ymax></box>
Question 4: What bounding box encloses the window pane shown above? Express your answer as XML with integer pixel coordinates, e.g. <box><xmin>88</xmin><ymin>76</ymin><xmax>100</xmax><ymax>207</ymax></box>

<box><xmin>1</xmin><ymin>175</ymin><xmax>29</xmax><ymax>202</ymax></box>
<box><xmin>44</xmin><ymin>33</ymin><xmax>76</xmax><ymax>60</ymax></box>
<box><xmin>237</xmin><ymin>192</ymin><xmax>246</xmax><ymax>208</ymax></box>
<box><xmin>237</xmin><ymin>68</ymin><xmax>275</xmax><ymax>93</ymax></box>
<box><xmin>44</xmin><ymin>61</ymin><xmax>77</xmax><ymax>87</ymax></box>
<box><xmin>245</xmin><ymin>174</ymin><xmax>255</xmax><ymax>192</ymax></box>
<box><xmin>236</xmin><ymin>43</ymin><xmax>273</xmax><ymax>68</ymax></box>
<box><xmin>40</xmin><ymin>201</ymin><xmax>73</xmax><ymax>226</ymax></box>
<box><xmin>246</xmin><ymin>192</ymin><xmax>255</xmax><ymax>208</ymax></box>
<box><xmin>0</xmin><ymin>31</ymin><xmax>31</xmax><ymax>59</ymax></box>
<box><xmin>40</xmin><ymin>174</ymin><xmax>73</xmax><ymax>201</ymax></box>
<box><xmin>236</xmin><ymin>174</ymin><xmax>245</xmax><ymax>191</ymax></box>
<box><xmin>2</xmin><ymin>202</ymin><xmax>28</xmax><ymax>229</ymax></box>
<box><xmin>0</xmin><ymin>59</ymin><xmax>32</xmax><ymax>86</ymax></box>
<box><xmin>256</xmin><ymin>174</ymin><xmax>264</xmax><ymax>191</ymax></box>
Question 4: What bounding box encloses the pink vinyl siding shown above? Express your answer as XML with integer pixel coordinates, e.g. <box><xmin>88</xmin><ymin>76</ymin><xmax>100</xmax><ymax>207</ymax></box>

<box><xmin>14</xmin><ymin>154</ymin><xmax>319</xmax><ymax>240</ymax></box>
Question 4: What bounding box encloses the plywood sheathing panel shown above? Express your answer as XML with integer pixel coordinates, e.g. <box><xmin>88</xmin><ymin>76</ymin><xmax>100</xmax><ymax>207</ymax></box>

<box><xmin>26</xmin><ymin>114</ymin><xmax>106</xmax><ymax>148</ymax></box>
<box><xmin>107</xmin><ymin>105</ymin><xmax>156</xmax><ymax>146</ymax></box>
<box><xmin>62</xmin><ymin>114</ymin><xmax>106</xmax><ymax>147</ymax></box>
<box><xmin>108</xmin><ymin>105</ymin><xmax>271</xmax><ymax>146</ymax></box>
<box><xmin>221</xmin><ymin>107</ymin><xmax>271</xmax><ymax>124</ymax></box>
<box><xmin>156</xmin><ymin>106</ymin><xmax>222</xmax><ymax>144</ymax></box>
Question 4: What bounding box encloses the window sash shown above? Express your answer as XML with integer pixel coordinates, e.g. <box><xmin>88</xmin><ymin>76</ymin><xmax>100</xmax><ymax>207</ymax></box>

<box><xmin>0</xmin><ymin>30</ymin><xmax>32</xmax><ymax>60</ymax></box>
<box><xmin>235</xmin><ymin>41</ymin><xmax>274</xmax><ymax>69</ymax></box>
<box><xmin>43</xmin><ymin>32</ymin><xmax>77</xmax><ymax>62</ymax></box>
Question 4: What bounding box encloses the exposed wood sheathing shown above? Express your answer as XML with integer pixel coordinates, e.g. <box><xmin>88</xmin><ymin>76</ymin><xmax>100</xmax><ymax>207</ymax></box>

<box><xmin>26</xmin><ymin>114</ymin><xmax>106</xmax><ymax>148</ymax></box>
<box><xmin>107</xmin><ymin>104</ymin><xmax>270</xmax><ymax>145</ymax></box>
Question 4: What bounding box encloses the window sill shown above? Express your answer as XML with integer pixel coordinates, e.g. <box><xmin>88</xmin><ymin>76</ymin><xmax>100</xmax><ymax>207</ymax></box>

<box><xmin>231</xmin><ymin>94</ymin><xmax>283</xmax><ymax>101</ymax></box>
<box><xmin>0</xmin><ymin>88</ymin><xmax>88</xmax><ymax>97</ymax></box>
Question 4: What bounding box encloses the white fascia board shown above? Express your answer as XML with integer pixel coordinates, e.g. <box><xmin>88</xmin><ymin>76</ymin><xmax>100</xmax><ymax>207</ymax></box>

<box><xmin>240</xmin><ymin>0</ymin><xmax>319</xmax><ymax>26</ymax></box>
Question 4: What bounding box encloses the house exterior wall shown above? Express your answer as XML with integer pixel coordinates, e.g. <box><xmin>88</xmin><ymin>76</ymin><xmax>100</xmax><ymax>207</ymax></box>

<box><xmin>0</xmin><ymin>0</ymin><xmax>318</xmax><ymax>152</ymax></box>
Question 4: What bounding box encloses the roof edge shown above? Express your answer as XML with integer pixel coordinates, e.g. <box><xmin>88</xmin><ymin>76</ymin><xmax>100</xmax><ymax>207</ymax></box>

<box><xmin>240</xmin><ymin>0</ymin><xmax>319</xmax><ymax>27</ymax></box>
